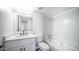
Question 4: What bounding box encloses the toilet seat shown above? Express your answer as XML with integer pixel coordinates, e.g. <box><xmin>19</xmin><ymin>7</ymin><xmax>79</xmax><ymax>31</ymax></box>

<box><xmin>38</xmin><ymin>42</ymin><xmax>49</xmax><ymax>50</ymax></box>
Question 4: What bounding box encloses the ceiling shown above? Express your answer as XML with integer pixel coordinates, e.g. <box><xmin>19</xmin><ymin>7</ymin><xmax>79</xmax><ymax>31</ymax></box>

<box><xmin>36</xmin><ymin>7</ymin><xmax>77</xmax><ymax>18</ymax></box>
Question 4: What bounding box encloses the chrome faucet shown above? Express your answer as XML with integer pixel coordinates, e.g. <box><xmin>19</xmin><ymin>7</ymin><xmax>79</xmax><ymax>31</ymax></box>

<box><xmin>23</xmin><ymin>30</ymin><xmax>25</xmax><ymax>35</ymax></box>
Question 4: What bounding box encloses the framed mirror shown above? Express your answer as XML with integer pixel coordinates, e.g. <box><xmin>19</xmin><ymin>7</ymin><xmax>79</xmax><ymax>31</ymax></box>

<box><xmin>17</xmin><ymin>14</ymin><xmax>32</xmax><ymax>32</ymax></box>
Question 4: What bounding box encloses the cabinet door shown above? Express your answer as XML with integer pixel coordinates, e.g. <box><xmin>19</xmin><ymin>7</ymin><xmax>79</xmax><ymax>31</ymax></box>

<box><xmin>23</xmin><ymin>43</ymin><xmax>36</xmax><ymax>51</ymax></box>
<box><xmin>5</xmin><ymin>38</ymin><xmax>35</xmax><ymax>49</ymax></box>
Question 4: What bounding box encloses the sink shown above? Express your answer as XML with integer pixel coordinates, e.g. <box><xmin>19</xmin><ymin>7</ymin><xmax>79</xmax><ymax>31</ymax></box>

<box><xmin>5</xmin><ymin>33</ymin><xmax>38</xmax><ymax>41</ymax></box>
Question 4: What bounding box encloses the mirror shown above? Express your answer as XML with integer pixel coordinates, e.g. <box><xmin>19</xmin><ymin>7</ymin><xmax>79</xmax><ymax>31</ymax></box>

<box><xmin>17</xmin><ymin>14</ymin><xmax>32</xmax><ymax>32</ymax></box>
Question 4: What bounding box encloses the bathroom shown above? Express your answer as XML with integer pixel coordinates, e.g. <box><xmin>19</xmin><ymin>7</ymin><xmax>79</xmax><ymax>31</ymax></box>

<box><xmin>0</xmin><ymin>7</ymin><xmax>79</xmax><ymax>51</ymax></box>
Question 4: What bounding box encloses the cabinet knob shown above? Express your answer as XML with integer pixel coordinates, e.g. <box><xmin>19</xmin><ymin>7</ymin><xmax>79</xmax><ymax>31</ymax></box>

<box><xmin>0</xmin><ymin>45</ymin><xmax>3</xmax><ymax>48</ymax></box>
<box><xmin>20</xmin><ymin>48</ymin><xmax>22</xmax><ymax>51</ymax></box>
<box><xmin>24</xmin><ymin>47</ymin><xmax>26</xmax><ymax>51</ymax></box>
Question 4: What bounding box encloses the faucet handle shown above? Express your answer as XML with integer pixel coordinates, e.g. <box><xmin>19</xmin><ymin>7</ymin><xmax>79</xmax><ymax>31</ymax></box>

<box><xmin>23</xmin><ymin>30</ymin><xmax>25</xmax><ymax>35</ymax></box>
<box><xmin>26</xmin><ymin>33</ymin><xmax>27</xmax><ymax>35</ymax></box>
<box><xmin>20</xmin><ymin>32</ymin><xmax>22</xmax><ymax>35</ymax></box>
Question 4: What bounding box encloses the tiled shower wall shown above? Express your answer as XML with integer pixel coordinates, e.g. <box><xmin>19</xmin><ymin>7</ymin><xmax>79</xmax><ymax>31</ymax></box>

<box><xmin>51</xmin><ymin>8</ymin><xmax>79</xmax><ymax>50</ymax></box>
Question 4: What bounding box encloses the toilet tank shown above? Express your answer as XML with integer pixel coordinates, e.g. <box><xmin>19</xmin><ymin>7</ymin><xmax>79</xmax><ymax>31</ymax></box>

<box><xmin>36</xmin><ymin>36</ymin><xmax>43</xmax><ymax>43</ymax></box>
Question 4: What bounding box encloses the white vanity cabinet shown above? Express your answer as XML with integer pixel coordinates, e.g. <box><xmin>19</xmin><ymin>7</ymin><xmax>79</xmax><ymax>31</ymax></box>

<box><xmin>5</xmin><ymin>37</ymin><xmax>36</xmax><ymax>51</ymax></box>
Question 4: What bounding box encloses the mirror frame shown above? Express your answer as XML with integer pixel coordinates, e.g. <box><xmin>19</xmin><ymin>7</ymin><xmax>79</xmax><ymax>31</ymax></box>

<box><xmin>17</xmin><ymin>14</ymin><xmax>32</xmax><ymax>32</ymax></box>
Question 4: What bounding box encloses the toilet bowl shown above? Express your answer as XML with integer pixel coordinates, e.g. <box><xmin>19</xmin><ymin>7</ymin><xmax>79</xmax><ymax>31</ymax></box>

<box><xmin>36</xmin><ymin>36</ymin><xmax>49</xmax><ymax>51</ymax></box>
<box><xmin>38</xmin><ymin>42</ymin><xmax>49</xmax><ymax>51</ymax></box>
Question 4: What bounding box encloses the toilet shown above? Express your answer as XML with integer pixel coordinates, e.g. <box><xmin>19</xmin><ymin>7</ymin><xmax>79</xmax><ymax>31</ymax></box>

<box><xmin>36</xmin><ymin>36</ymin><xmax>49</xmax><ymax>51</ymax></box>
<box><xmin>38</xmin><ymin>42</ymin><xmax>49</xmax><ymax>51</ymax></box>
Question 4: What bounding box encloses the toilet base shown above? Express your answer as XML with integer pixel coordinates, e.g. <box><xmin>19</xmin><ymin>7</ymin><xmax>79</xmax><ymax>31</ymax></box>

<box><xmin>36</xmin><ymin>48</ymin><xmax>40</xmax><ymax>51</ymax></box>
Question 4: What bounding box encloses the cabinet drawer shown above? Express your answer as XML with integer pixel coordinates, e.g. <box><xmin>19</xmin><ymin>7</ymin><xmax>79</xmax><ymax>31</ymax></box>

<box><xmin>5</xmin><ymin>38</ymin><xmax>35</xmax><ymax>49</ymax></box>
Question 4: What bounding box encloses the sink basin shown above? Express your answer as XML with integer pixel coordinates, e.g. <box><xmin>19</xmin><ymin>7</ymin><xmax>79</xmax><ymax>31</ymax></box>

<box><xmin>5</xmin><ymin>33</ymin><xmax>39</xmax><ymax>41</ymax></box>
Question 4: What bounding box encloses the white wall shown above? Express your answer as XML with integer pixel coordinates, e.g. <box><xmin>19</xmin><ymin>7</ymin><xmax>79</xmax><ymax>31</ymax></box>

<box><xmin>33</xmin><ymin>11</ymin><xmax>44</xmax><ymax>36</ymax></box>
<box><xmin>0</xmin><ymin>8</ymin><xmax>14</xmax><ymax>45</ymax></box>
<box><xmin>49</xmin><ymin>8</ymin><xmax>79</xmax><ymax>51</ymax></box>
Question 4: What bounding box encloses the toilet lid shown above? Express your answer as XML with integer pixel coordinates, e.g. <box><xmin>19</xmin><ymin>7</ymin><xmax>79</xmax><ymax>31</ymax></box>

<box><xmin>39</xmin><ymin>42</ymin><xmax>49</xmax><ymax>49</ymax></box>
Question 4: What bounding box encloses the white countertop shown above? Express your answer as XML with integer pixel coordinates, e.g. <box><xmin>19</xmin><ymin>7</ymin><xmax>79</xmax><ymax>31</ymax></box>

<box><xmin>5</xmin><ymin>34</ymin><xmax>41</xmax><ymax>41</ymax></box>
